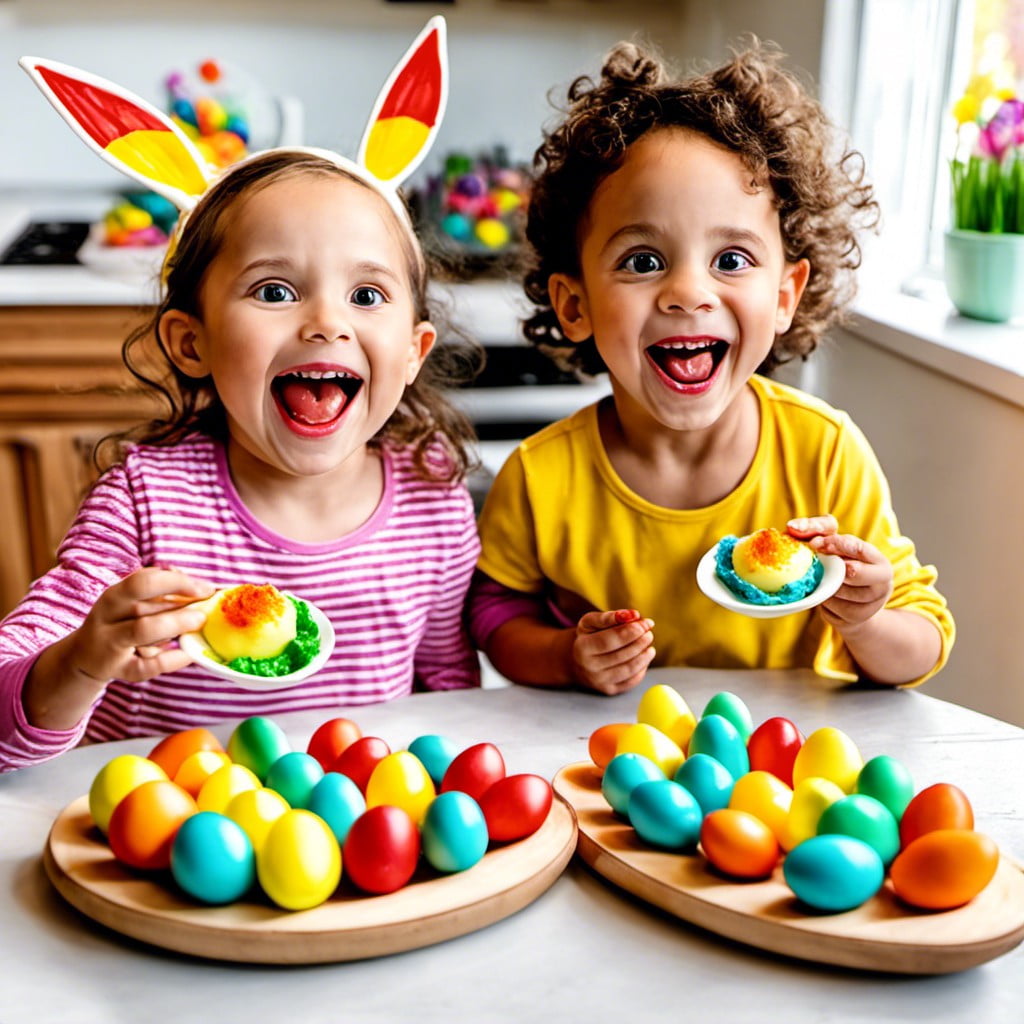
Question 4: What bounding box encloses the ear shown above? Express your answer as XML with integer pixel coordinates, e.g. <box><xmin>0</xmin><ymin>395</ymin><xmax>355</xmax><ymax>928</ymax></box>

<box><xmin>161</xmin><ymin>309</ymin><xmax>210</xmax><ymax>378</ymax></box>
<box><xmin>775</xmin><ymin>258</ymin><xmax>811</xmax><ymax>334</ymax></box>
<box><xmin>405</xmin><ymin>320</ymin><xmax>437</xmax><ymax>385</ymax></box>
<box><xmin>549</xmin><ymin>273</ymin><xmax>593</xmax><ymax>343</ymax></box>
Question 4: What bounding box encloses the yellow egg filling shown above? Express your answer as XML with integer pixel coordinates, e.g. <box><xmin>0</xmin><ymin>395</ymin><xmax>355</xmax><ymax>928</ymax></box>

<box><xmin>731</xmin><ymin>528</ymin><xmax>815</xmax><ymax>594</ymax></box>
<box><xmin>202</xmin><ymin>584</ymin><xmax>298</xmax><ymax>662</ymax></box>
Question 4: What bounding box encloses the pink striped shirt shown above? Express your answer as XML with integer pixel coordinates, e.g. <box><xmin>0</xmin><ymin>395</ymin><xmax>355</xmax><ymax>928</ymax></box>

<box><xmin>0</xmin><ymin>435</ymin><xmax>480</xmax><ymax>771</ymax></box>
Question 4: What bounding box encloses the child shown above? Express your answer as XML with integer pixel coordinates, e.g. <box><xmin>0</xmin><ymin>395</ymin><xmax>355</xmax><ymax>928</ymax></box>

<box><xmin>0</xmin><ymin>19</ymin><xmax>482</xmax><ymax>772</ymax></box>
<box><xmin>470</xmin><ymin>39</ymin><xmax>954</xmax><ymax>696</ymax></box>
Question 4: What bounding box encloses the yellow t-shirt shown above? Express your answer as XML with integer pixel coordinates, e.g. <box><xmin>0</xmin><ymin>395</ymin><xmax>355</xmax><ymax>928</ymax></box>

<box><xmin>476</xmin><ymin>375</ymin><xmax>954</xmax><ymax>685</ymax></box>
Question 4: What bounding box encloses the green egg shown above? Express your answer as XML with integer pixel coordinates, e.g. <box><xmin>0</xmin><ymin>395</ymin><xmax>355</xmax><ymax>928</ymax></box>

<box><xmin>817</xmin><ymin>793</ymin><xmax>900</xmax><ymax>866</ymax></box>
<box><xmin>701</xmin><ymin>692</ymin><xmax>754</xmax><ymax>743</ymax></box>
<box><xmin>855</xmin><ymin>755</ymin><xmax>914</xmax><ymax>821</ymax></box>
<box><xmin>688</xmin><ymin>714</ymin><xmax>749</xmax><ymax>780</ymax></box>
<box><xmin>227</xmin><ymin>716</ymin><xmax>292</xmax><ymax>782</ymax></box>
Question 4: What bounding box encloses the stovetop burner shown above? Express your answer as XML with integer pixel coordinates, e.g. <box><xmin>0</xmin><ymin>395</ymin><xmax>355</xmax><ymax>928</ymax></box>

<box><xmin>0</xmin><ymin>220</ymin><xmax>90</xmax><ymax>265</ymax></box>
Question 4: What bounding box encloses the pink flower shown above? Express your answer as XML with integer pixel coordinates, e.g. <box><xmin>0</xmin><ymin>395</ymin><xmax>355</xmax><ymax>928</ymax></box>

<box><xmin>978</xmin><ymin>98</ymin><xmax>1024</xmax><ymax>162</ymax></box>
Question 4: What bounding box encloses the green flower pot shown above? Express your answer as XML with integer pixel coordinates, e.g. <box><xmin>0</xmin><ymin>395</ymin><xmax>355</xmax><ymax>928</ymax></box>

<box><xmin>944</xmin><ymin>229</ymin><xmax>1024</xmax><ymax>323</ymax></box>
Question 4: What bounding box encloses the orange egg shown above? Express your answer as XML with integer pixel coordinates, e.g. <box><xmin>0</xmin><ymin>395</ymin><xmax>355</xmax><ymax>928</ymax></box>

<box><xmin>700</xmin><ymin>808</ymin><xmax>780</xmax><ymax>879</ymax></box>
<box><xmin>173</xmin><ymin>749</ymin><xmax>232</xmax><ymax>797</ymax></box>
<box><xmin>890</xmin><ymin>828</ymin><xmax>999</xmax><ymax>909</ymax></box>
<box><xmin>588</xmin><ymin>723</ymin><xmax>630</xmax><ymax>768</ymax></box>
<box><xmin>148</xmin><ymin>727</ymin><xmax>224</xmax><ymax>778</ymax></box>
<box><xmin>107</xmin><ymin>779</ymin><xmax>197</xmax><ymax>870</ymax></box>
<box><xmin>899</xmin><ymin>783</ymin><xmax>974</xmax><ymax>849</ymax></box>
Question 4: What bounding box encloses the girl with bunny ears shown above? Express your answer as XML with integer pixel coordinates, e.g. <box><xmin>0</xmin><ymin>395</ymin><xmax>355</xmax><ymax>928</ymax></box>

<box><xmin>0</xmin><ymin>19</ymin><xmax>484</xmax><ymax>771</ymax></box>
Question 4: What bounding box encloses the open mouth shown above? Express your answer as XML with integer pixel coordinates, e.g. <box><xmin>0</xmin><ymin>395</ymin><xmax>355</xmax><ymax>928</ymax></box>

<box><xmin>646</xmin><ymin>338</ymin><xmax>730</xmax><ymax>388</ymax></box>
<box><xmin>271</xmin><ymin>368</ymin><xmax>364</xmax><ymax>431</ymax></box>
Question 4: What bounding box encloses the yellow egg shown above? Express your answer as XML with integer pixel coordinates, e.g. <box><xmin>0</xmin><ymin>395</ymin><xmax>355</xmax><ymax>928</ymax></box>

<box><xmin>636</xmin><ymin>684</ymin><xmax>697</xmax><ymax>749</ymax></box>
<box><xmin>792</xmin><ymin>726</ymin><xmax>863</xmax><ymax>793</ymax></box>
<box><xmin>474</xmin><ymin>217</ymin><xmax>510</xmax><ymax>249</ymax></box>
<box><xmin>615</xmin><ymin>723</ymin><xmax>684</xmax><ymax>778</ymax></box>
<box><xmin>731</xmin><ymin>528</ymin><xmax>815</xmax><ymax>593</ymax></box>
<box><xmin>365</xmin><ymin>751</ymin><xmax>436</xmax><ymax>826</ymax></box>
<box><xmin>257</xmin><ymin>809</ymin><xmax>342</xmax><ymax>910</ymax></box>
<box><xmin>196</xmin><ymin>763</ymin><xmax>262</xmax><ymax>813</ymax></box>
<box><xmin>88</xmin><ymin>754</ymin><xmax>168</xmax><ymax>834</ymax></box>
<box><xmin>728</xmin><ymin>770</ymin><xmax>793</xmax><ymax>845</ymax></box>
<box><xmin>783</xmin><ymin>775</ymin><xmax>846</xmax><ymax>850</ymax></box>
<box><xmin>172</xmin><ymin>749</ymin><xmax>232</xmax><ymax>797</ymax></box>
<box><xmin>202</xmin><ymin>584</ymin><xmax>297</xmax><ymax>661</ymax></box>
<box><xmin>225</xmin><ymin>787</ymin><xmax>290</xmax><ymax>851</ymax></box>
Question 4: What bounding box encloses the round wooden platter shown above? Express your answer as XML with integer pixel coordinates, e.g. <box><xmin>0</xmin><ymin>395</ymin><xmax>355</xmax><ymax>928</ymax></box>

<box><xmin>43</xmin><ymin>794</ymin><xmax>577</xmax><ymax>964</ymax></box>
<box><xmin>553</xmin><ymin>762</ymin><xmax>1024</xmax><ymax>974</ymax></box>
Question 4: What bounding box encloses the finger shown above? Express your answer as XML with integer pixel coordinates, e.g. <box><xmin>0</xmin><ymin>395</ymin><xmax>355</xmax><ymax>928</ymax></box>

<box><xmin>121</xmin><ymin>567</ymin><xmax>218</xmax><ymax>606</ymax></box>
<box><xmin>579</xmin><ymin>609</ymin><xmax>642</xmax><ymax>634</ymax></box>
<box><xmin>586</xmin><ymin>646</ymin><xmax>656</xmax><ymax>694</ymax></box>
<box><xmin>577</xmin><ymin>618</ymin><xmax>654</xmax><ymax>657</ymax></box>
<box><xmin>787</xmin><ymin>515</ymin><xmax>839</xmax><ymax>539</ymax></box>
<box><xmin>111</xmin><ymin>607</ymin><xmax>209</xmax><ymax>650</ymax></box>
<box><xmin>810</xmin><ymin>533</ymin><xmax>885</xmax><ymax>566</ymax></box>
<box><xmin>118</xmin><ymin>646</ymin><xmax>196</xmax><ymax>683</ymax></box>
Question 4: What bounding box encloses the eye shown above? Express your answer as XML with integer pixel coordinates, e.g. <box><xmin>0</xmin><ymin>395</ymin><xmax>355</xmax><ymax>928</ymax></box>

<box><xmin>619</xmin><ymin>251</ymin><xmax>664</xmax><ymax>275</ymax></box>
<box><xmin>351</xmin><ymin>285</ymin><xmax>386</xmax><ymax>308</ymax></box>
<box><xmin>253</xmin><ymin>282</ymin><xmax>296</xmax><ymax>303</ymax></box>
<box><xmin>714</xmin><ymin>250</ymin><xmax>754</xmax><ymax>273</ymax></box>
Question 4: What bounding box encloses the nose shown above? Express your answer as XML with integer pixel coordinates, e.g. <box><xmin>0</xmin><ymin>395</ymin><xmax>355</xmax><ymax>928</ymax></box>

<box><xmin>300</xmin><ymin>296</ymin><xmax>353</xmax><ymax>344</ymax></box>
<box><xmin>658</xmin><ymin>261</ymin><xmax>720</xmax><ymax>314</ymax></box>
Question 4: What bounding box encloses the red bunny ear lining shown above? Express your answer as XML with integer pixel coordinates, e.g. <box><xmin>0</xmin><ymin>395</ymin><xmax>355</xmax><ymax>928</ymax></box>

<box><xmin>376</xmin><ymin>26</ymin><xmax>444</xmax><ymax>126</ymax></box>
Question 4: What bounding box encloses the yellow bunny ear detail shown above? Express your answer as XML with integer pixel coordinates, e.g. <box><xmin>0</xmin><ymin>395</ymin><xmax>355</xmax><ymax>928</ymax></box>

<box><xmin>19</xmin><ymin>56</ymin><xmax>215</xmax><ymax>211</ymax></box>
<box><xmin>358</xmin><ymin>15</ymin><xmax>448</xmax><ymax>186</ymax></box>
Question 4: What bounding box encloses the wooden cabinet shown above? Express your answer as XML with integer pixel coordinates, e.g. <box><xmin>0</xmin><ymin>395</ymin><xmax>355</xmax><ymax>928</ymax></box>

<box><xmin>0</xmin><ymin>306</ymin><xmax>164</xmax><ymax>616</ymax></box>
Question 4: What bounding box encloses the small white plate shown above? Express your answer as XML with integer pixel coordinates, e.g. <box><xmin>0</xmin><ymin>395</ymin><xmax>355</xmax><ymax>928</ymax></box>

<box><xmin>696</xmin><ymin>542</ymin><xmax>846</xmax><ymax>619</ymax></box>
<box><xmin>179</xmin><ymin>596</ymin><xmax>336</xmax><ymax>691</ymax></box>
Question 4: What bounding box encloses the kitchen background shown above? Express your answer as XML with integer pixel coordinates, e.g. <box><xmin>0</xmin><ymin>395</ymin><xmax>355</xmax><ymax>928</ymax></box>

<box><xmin>2</xmin><ymin>0</ymin><xmax>1022</xmax><ymax>726</ymax></box>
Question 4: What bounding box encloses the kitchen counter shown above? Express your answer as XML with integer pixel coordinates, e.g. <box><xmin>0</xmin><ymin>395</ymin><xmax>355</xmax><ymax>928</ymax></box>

<box><xmin>1</xmin><ymin>668</ymin><xmax>1023</xmax><ymax>1024</ymax></box>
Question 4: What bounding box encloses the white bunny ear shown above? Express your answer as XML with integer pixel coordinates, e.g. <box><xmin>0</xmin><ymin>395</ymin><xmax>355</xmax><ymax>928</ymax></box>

<box><xmin>357</xmin><ymin>16</ymin><xmax>448</xmax><ymax>187</ymax></box>
<box><xmin>20</xmin><ymin>56</ymin><xmax>216</xmax><ymax>211</ymax></box>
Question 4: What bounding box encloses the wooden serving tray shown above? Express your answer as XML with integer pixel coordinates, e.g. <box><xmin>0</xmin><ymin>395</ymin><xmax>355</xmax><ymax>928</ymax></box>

<box><xmin>44</xmin><ymin>794</ymin><xmax>576</xmax><ymax>964</ymax></box>
<box><xmin>553</xmin><ymin>762</ymin><xmax>1024</xmax><ymax>974</ymax></box>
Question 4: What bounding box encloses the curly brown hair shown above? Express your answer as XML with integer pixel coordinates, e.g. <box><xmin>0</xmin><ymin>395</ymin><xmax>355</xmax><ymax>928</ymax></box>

<box><xmin>104</xmin><ymin>150</ymin><xmax>481</xmax><ymax>482</ymax></box>
<box><xmin>523</xmin><ymin>38</ymin><xmax>880</xmax><ymax>376</ymax></box>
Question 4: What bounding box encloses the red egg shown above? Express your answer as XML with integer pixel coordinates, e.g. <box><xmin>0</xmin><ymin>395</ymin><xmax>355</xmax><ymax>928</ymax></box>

<box><xmin>746</xmin><ymin>717</ymin><xmax>804</xmax><ymax>787</ymax></box>
<box><xmin>107</xmin><ymin>779</ymin><xmax>197</xmax><ymax>870</ymax></box>
<box><xmin>330</xmin><ymin>736</ymin><xmax>391</xmax><ymax>793</ymax></box>
<box><xmin>899</xmin><ymin>783</ymin><xmax>974</xmax><ymax>849</ymax></box>
<box><xmin>890</xmin><ymin>828</ymin><xmax>999</xmax><ymax>909</ymax></box>
<box><xmin>441</xmin><ymin>742</ymin><xmax>506</xmax><ymax>801</ymax></box>
<box><xmin>307</xmin><ymin>718</ymin><xmax>362</xmax><ymax>771</ymax></box>
<box><xmin>479</xmin><ymin>774</ymin><xmax>553</xmax><ymax>841</ymax></box>
<box><xmin>342</xmin><ymin>805</ymin><xmax>420</xmax><ymax>894</ymax></box>
<box><xmin>147</xmin><ymin>727</ymin><xmax>224</xmax><ymax>779</ymax></box>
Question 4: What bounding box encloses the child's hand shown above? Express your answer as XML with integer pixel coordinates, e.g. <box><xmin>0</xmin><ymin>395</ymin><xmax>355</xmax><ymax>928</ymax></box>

<box><xmin>571</xmin><ymin>609</ymin><xmax>655</xmax><ymax>695</ymax></box>
<box><xmin>787</xmin><ymin>516</ymin><xmax>894</xmax><ymax>631</ymax></box>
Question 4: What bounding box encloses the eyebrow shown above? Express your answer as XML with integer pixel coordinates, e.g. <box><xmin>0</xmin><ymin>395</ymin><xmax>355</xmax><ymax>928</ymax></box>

<box><xmin>237</xmin><ymin>257</ymin><xmax>402</xmax><ymax>282</ymax></box>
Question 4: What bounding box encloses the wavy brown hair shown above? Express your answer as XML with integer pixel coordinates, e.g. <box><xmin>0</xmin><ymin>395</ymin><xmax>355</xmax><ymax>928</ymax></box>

<box><xmin>105</xmin><ymin>150</ymin><xmax>481</xmax><ymax>481</ymax></box>
<box><xmin>523</xmin><ymin>39</ymin><xmax>880</xmax><ymax>376</ymax></box>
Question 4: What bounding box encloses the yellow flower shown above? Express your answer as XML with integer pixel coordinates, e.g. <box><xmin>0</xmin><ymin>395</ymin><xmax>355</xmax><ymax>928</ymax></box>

<box><xmin>952</xmin><ymin>94</ymin><xmax>981</xmax><ymax>124</ymax></box>
<box><xmin>964</xmin><ymin>73</ymin><xmax>997</xmax><ymax>101</ymax></box>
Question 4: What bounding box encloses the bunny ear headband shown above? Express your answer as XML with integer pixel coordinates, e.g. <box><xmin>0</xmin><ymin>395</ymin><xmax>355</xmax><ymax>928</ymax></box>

<box><xmin>20</xmin><ymin>15</ymin><xmax>447</xmax><ymax>267</ymax></box>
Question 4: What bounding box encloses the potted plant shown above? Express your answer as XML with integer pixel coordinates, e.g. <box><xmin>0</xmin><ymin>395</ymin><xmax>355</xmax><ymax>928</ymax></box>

<box><xmin>945</xmin><ymin>76</ymin><xmax>1024</xmax><ymax>322</ymax></box>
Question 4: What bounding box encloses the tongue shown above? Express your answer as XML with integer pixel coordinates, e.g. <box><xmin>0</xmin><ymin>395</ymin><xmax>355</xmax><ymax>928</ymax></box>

<box><xmin>279</xmin><ymin>378</ymin><xmax>348</xmax><ymax>425</ymax></box>
<box><xmin>661</xmin><ymin>349</ymin><xmax>715</xmax><ymax>384</ymax></box>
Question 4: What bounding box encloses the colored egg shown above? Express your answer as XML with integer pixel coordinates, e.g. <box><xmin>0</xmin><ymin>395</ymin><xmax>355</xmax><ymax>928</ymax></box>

<box><xmin>306</xmin><ymin>717</ymin><xmax>362</xmax><ymax>771</ymax></box>
<box><xmin>170</xmin><ymin>811</ymin><xmax>255</xmax><ymax>904</ymax></box>
<box><xmin>783</xmin><ymin>834</ymin><xmax>884</xmax><ymax>912</ymax></box>
<box><xmin>890</xmin><ymin>829</ymin><xmax>999</xmax><ymax>909</ymax></box>
<box><xmin>587</xmin><ymin>722</ymin><xmax>631</xmax><ymax>769</ymax></box>
<box><xmin>479</xmin><ymin>774</ymin><xmax>553</xmax><ymax>841</ymax></box>
<box><xmin>746</xmin><ymin>716</ymin><xmax>804</xmax><ymax>786</ymax></box>
<box><xmin>331</xmin><ymin>736</ymin><xmax>392</xmax><ymax>793</ymax></box>
<box><xmin>343</xmin><ymin>805</ymin><xmax>421</xmax><ymax>894</ymax></box>
<box><xmin>700</xmin><ymin>808</ymin><xmax>780</xmax><ymax>879</ymax></box>
<box><xmin>601</xmin><ymin>753</ymin><xmax>665</xmax><ymax>816</ymax></box>
<box><xmin>784</xmin><ymin>776</ymin><xmax>846</xmax><ymax>850</ymax></box>
<box><xmin>817</xmin><ymin>793</ymin><xmax>900</xmax><ymax>866</ymax></box>
<box><xmin>225</xmin><ymin>787</ymin><xmax>290</xmax><ymax>851</ymax></box>
<box><xmin>628</xmin><ymin>779</ymin><xmax>702</xmax><ymax>850</ymax></box>
<box><xmin>702</xmin><ymin>692</ymin><xmax>754</xmax><ymax>743</ymax></box>
<box><xmin>637</xmin><ymin>684</ymin><xmax>696</xmax><ymax>748</ymax></box>
<box><xmin>148</xmin><ymin>727</ymin><xmax>224</xmax><ymax>778</ymax></box>
<box><xmin>792</xmin><ymin>726</ymin><xmax>863</xmax><ymax>793</ymax></box>
<box><xmin>441</xmin><ymin>211</ymin><xmax>472</xmax><ymax>242</ymax></box>
<box><xmin>475</xmin><ymin>217</ymin><xmax>510</xmax><ymax>249</ymax></box>
<box><xmin>226</xmin><ymin>717</ymin><xmax>291</xmax><ymax>782</ymax></box>
<box><xmin>257</xmin><ymin>809</ymin><xmax>342</xmax><ymax>911</ymax></box>
<box><xmin>728</xmin><ymin>770</ymin><xmax>793</xmax><ymax>845</ymax></box>
<box><xmin>687</xmin><ymin>714</ymin><xmax>749</xmax><ymax>780</ymax></box>
<box><xmin>306</xmin><ymin>772</ymin><xmax>366</xmax><ymax>845</ymax></box>
<box><xmin>673</xmin><ymin>753</ymin><xmax>735</xmax><ymax>816</ymax></box>
<box><xmin>615</xmin><ymin>722</ymin><xmax>684</xmax><ymax>778</ymax></box>
<box><xmin>264</xmin><ymin>751</ymin><xmax>324</xmax><ymax>810</ymax></box>
<box><xmin>855</xmin><ymin>755</ymin><xmax>914</xmax><ymax>821</ymax></box>
<box><xmin>407</xmin><ymin>734</ymin><xmax>459</xmax><ymax>786</ymax></box>
<box><xmin>196</xmin><ymin>763</ymin><xmax>261</xmax><ymax>813</ymax></box>
<box><xmin>107</xmin><ymin>779</ymin><xmax>197</xmax><ymax>870</ymax></box>
<box><xmin>422</xmin><ymin>791</ymin><xmax>489</xmax><ymax>873</ymax></box>
<box><xmin>899</xmin><ymin>783</ymin><xmax>974</xmax><ymax>849</ymax></box>
<box><xmin>173</xmin><ymin>749</ymin><xmax>232</xmax><ymax>797</ymax></box>
<box><xmin>88</xmin><ymin>754</ymin><xmax>168</xmax><ymax>834</ymax></box>
<box><xmin>440</xmin><ymin>742</ymin><xmax>507</xmax><ymax>801</ymax></box>
<box><xmin>366</xmin><ymin>751</ymin><xmax>436</xmax><ymax>825</ymax></box>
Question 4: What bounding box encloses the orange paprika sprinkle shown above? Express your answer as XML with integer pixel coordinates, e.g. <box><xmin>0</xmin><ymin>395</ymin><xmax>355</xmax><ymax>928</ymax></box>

<box><xmin>747</xmin><ymin>528</ymin><xmax>802</xmax><ymax>568</ymax></box>
<box><xmin>219</xmin><ymin>584</ymin><xmax>286</xmax><ymax>628</ymax></box>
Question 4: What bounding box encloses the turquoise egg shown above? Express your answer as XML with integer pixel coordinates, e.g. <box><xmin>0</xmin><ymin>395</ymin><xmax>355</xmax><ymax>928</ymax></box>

<box><xmin>408</xmin><ymin>734</ymin><xmax>459</xmax><ymax>787</ymax></box>
<box><xmin>817</xmin><ymin>793</ymin><xmax>900</xmax><ymax>866</ymax></box>
<box><xmin>855</xmin><ymin>755</ymin><xmax>914</xmax><ymax>822</ymax></box>
<box><xmin>674</xmin><ymin>753</ymin><xmax>735</xmax><ymax>816</ymax></box>
<box><xmin>170</xmin><ymin>811</ymin><xmax>255</xmax><ymax>905</ymax></box>
<box><xmin>601</xmin><ymin>753</ymin><xmax>664</xmax><ymax>816</ymax></box>
<box><xmin>687</xmin><ymin>714</ymin><xmax>749</xmax><ymax>780</ymax></box>
<box><xmin>702</xmin><ymin>692</ymin><xmax>754</xmax><ymax>742</ymax></box>
<box><xmin>421</xmin><ymin>791</ymin><xmax>489</xmax><ymax>873</ymax></box>
<box><xmin>628</xmin><ymin>779</ymin><xmax>702</xmax><ymax>850</ymax></box>
<box><xmin>227</xmin><ymin>717</ymin><xmax>291</xmax><ymax>782</ymax></box>
<box><xmin>264</xmin><ymin>751</ymin><xmax>324</xmax><ymax>809</ymax></box>
<box><xmin>307</xmin><ymin>771</ymin><xmax>366</xmax><ymax>844</ymax></box>
<box><xmin>783</xmin><ymin>834</ymin><xmax>884</xmax><ymax>912</ymax></box>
